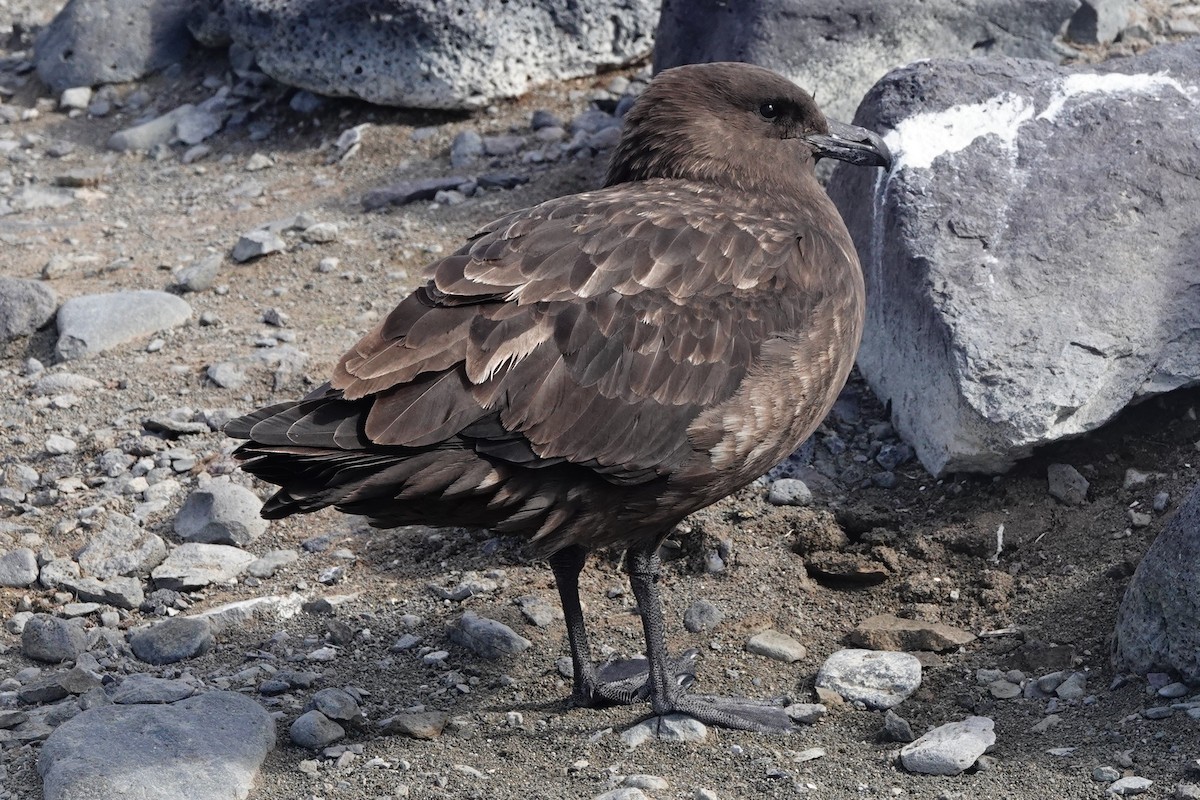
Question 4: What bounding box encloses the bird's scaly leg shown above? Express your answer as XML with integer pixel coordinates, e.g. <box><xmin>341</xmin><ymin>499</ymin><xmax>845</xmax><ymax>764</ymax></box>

<box><xmin>626</xmin><ymin>543</ymin><xmax>801</xmax><ymax>733</ymax></box>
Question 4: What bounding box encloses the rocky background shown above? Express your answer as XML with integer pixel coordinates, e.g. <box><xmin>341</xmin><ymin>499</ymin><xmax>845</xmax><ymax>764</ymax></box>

<box><xmin>1</xmin><ymin>1</ymin><xmax>1199</xmax><ymax>799</ymax></box>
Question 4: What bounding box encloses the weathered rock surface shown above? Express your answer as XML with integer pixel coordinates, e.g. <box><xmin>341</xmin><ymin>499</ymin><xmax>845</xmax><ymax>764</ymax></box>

<box><xmin>849</xmin><ymin>614</ymin><xmax>976</xmax><ymax>652</ymax></box>
<box><xmin>75</xmin><ymin>513</ymin><xmax>166</xmax><ymax>579</ymax></box>
<box><xmin>447</xmin><ymin>611</ymin><xmax>531</xmax><ymax>660</ymax></box>
<box><xmin>38</xmin><ymin>691</ymin><xmax>275</xmax><ymax>800</ymax></box>
<box><xmin>217</xmin><ymin>0</ymin><xmax>658</xmax><ymax>110</ymax></box>
<box><xmin>828</xmin><ymin>41</ymin><xmax>1200</xmax><ymax>475</ymax></box>
<box><xmin>35</xmin><ymin>0</ymin><xmax>195</xmax><ymax>93</ymax></box>
<box><xmin>129</xmin><ymin>617</ymin><xmax>215</xmax><ymax>665</ymax></box>
<box><xmin>173</xmin><ymin>481</ymin><xmax>267</xmax><ymax>546</ymax></box>
<box><xmin>900</xmin><ymin>715</ymin><xmax>996</xmax><ymax>775</ymax></box>
<box><xmin>815</xmin><ymin>649</ymin><xmax>922</xmax><ymax>709</ymax></box>
<box><xmin>655</xmin><ymin>0</ymin><xmax>1079</xmax><ymax>123</ymax></box>
<box><xmin>1113</xmin><ymin>481</ymin><xmax>1200</xmax><ymax>683</ymax></box>
<box><xmin>55</xmin><ymin>291</ymin><xmax>191</xmax><ymax>361</ymax></box>
<box><xmin>151</xmin><ymin>543</ymin><xmax>256</xmax><ymax>591</ymax></box>
<box><xmin>0</xmin><ymin>277</ymin><xmax>58</xmax><ymax>342</ymax></box>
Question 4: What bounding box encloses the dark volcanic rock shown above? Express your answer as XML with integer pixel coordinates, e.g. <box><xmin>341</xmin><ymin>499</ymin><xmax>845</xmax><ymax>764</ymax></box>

<box><xmin>828</xmin><ymin>41</ymin><xmax>1200</xmax><ymax>475</ymax></box>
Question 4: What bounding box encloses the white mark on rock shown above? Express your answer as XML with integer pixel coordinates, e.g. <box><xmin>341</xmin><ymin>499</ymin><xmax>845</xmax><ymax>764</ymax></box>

<box><xmin>883</xmin><ymin>93</ymin><xmax>1034</xmax><ymax>171</ymax></box>
<box><xmin>1037</xmin><ymin>71</ymin><xmax>1197</xmax><ymax>122</ymax></box>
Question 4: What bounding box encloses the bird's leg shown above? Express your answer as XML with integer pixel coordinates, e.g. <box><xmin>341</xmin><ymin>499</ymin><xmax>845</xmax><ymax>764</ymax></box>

<box><xmin>626</xmin><ymin>543</ymin><xmax>800</xmax><ymax>734</ymax></box>
<box><xmin>549</xmin><ymin>544</ymin><xmax>695</xmax><ymax>708</ymax></box>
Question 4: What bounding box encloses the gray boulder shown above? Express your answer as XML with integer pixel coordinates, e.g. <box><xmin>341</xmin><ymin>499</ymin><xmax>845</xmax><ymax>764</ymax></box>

<box><xmin>35</xmin><ymin>0</ymin><xmax>195</xmax><ymax>93</ymax></box>
<box><xmin>1113</xmin><ymin>481</ymin><xmax>1200</xmax><ymax>683</ymax></box>
<box><xmin>75</xmin><ymin>512</ymin><xmax>167</xmax><ymax>579</ymax></box>
<box><xmin>828</xmin><ymin>41</ymin><xmax>1200</xmax><ymax>475</ymax></box>
<box><xmin>654</xmin><ymin>0</ymin><xmax>1079</xmax><ymax>124</ymax></box>
<box><xmin>0</xmin><ymin>277</ymin><xmax>58</xmax><ymax>342</ymax></box>
<box><xmin>815</xmin><ymin>648</ymin><xmax>922</xmax><ymax>709</ymax></box>
<box><xmin>900</xmin><ymin>716</ymin><xmax>996</xmax><ymax>775</ymax></box>
<box><xmin>173</xmin><ymin>481</ymin><xmax>267</xmax><ymax>546</ymax></box>
<box><xmin>219</xmin><ymin>0</ymin><xmax>658</xmax><ymax>110</ymax></box>
<box><xmin>38</xmin><ymin>691</ymin><xmax>275</xmax><ymax>800</ymax></box>
<box><xmin>56</xmin><ymin>290</ymin><xmax>191</xmax><ymax>361</ymax></box>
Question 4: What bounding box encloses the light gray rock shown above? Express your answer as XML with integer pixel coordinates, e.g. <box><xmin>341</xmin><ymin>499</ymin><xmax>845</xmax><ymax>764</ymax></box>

<box><xmin>111</xmin><ymin>674</ymin><xmax>196</xmax><ymax>704</ymax></box>
<box><xmin>106</xmin><ymin>104</ymin><xmax>196</xmax><ymax>152</ymax></box>
<box><xmin>0</xmin><ymin>277</ymin><xmax>58</xmax><ymax>342</ymax></box>
<box><xmin>1114</xmin><ymin>481</ymin><xmax>1200</xmax><ymax>683</ymax></box>
<box><xmin>246</xmin><ymin>549</ymin><xmax>298</xmax><ymax>578</ymax></box>
<box><xmin>151</xmin><ymin>543</ymin><xmax>256</xmax><ymax>591</ymax></box>
<box><xmin>59</xmin><ymin>575</ymin><xmax>144</xmax><ymax>610</ymax></box>
<box><xmin>815</xmin><ymin>648</ymin><xmax>922</xmax><ymax>709</ymax></box>
<box><xmin>173</xmin><ymin>481</ymin><xmax>267</xmax><ymax>546</ymax></box>
<box><xmin>682</xmin><ymin>598</ymin><xmax>724</xmax><ymax>633</ymax></box>
<box><xmin>514</xmin><ymin>595</ymin><xmax>562</xmax><ymax>628</ymax></box>
<box><xmin>1107</xmin><ymin>776</ymin><xmax>1154</xmax><ymax>796</ymax></box>
<box><xmin>900</xmin><ymin>716</ymin><xmax>995</xmax><ymax>775</ymax></box>
<box><xmin>34</xmin><ymin>0</ymin><xmax>194</xmax><ymax>92</ymax></box>
<box><xmin>221</xmin><ymin>0</ymin><xmax>657</xmax><ymax>110</ymax></box>
<box><xmin>22</xmin><ymin>615</ymin><xmax>87</xmax><ymax>664</ymax></box>
<box><xmin>231</xmin><ymin>229</ymin><xmax>286</xmax><ymax>262</ymax></box>
<box><xmin>38</xmin><ymin>691</ymin><xmax>274</xmax><ymax>799</ymax></box>
<box><xmin>655</xmin><ymin>0</ymin><xmax>1078</xmax><ymax>125</ymax></box>
<box><xmin>55</xmin><ymin>291</ymin><xmax>191</xmax><ymax>361</ymax></box>
<box><xmin>308</xmin><ymin>688</ymin><xmax>362</xmax><ymax>724</ymax></box>
<box><xmin>290</xmin><ymin>709</ymin><xmax>345</xmax><ymax>749</ymax></box>
<box><xmin>1055</xmin><ymin>671</ymin><xmax>1088</xmax><ymax>701</ymax></box>
<box><xmin>32</xmin><ymin>373</ymin><xmax>102</xmax><ymax>395</ymax></box>
<box><xmin>620</xmin><ymin>714</ymin><xmax>708</xmax><ymax>747</ymax></box>
<box><xmin>828</xmin><ymin>41</ymin><xmax>1200</xmax><ymax>475</ymax></box>
<box><xmin>746</xmin><ymin>630</ymin><xmax>806</xmax><ymax>662</ymax></box>
<box><xmin>0</xmin><ymin>547</ymin><xmax>39</xmax><ymax>587</ymax></box>
<box><xmin>767</xmin><ymin>478</ymin><xmax>813</xmax><ymax>506</ymax></box>
<box><xmin>1048</xmin><ymin>464</ymin><xmax>1090</xmax><ymax>505</ymax></box>
<box><xmin>881</xmin><ymin>708</ymin><xmax>916</xmax><ymax>742</ymax></box>
<box><xmin>450</xmin><ymin>130</ymin><xmax>483</xmax><ymax>167</ymax></box>
<box><xmin>130</xmin><ymin>617</ymin><xmax>214</xmax><ymax>665</ymax></box>
<box><xmin>173</xmin><ymin>255</ymin><xmax>222</xmax><ymax>293</ymax></box>
<box><xmin>75</xmin><ymin>512</ymin><xmax>167</xmax><ymax>579</ymax></box>
<box><xmin>1066</xmin><ymin>0</ymin><xmax>1136</xmax><ymax>44</ymax></box>
<box><xmin>448</xmin><ymin>611</ymin><xmax>531</xmax><ymax>660</ymax></box>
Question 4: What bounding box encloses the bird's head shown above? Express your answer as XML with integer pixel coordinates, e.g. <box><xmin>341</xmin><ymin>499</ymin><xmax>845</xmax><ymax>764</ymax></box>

<box><xmin>605</xmin><ymin>62</ymin><xmax>891</xmax><ymax>191</ymax></box>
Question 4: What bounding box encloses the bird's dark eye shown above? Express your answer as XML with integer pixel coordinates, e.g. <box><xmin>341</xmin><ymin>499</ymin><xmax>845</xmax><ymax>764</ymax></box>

<box><xmin>759</xmin><ymin>102</ymin><xmax>780</xmax><ymax>120</ymax></box>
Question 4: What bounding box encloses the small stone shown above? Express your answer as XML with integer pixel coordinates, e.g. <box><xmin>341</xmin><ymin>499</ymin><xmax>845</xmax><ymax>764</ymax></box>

<box><xmin>620</xmin><ymin>713</ymin><xmax>708</xmax><ymax>747</ymax></box>
<box><xmin>1055</xmin><ymin>671</ymin><xmax>1087</xmax><ymax>701</ymax></box>
<box><xmin>849</xmin><ymin>614</ymin><xmax>976</xmax><ymax>652</ymax></box>
<box><xmin>815</xmin><ymin>649</ymin><xmax>922</xmax><ymax>709</ymax></box>
<box><xmin>231</xmin><ymin>230</ymin><xmax>286</xmax><ymax>262</ymax></box>
<box><xmin>1152</xmin><ymin>491</ymin><xmax>1170</xmax><ymax>513</ymax></box>
<box><xmin>45</xmin><ymin>435</ymin><xmax>78</xmax><ymax>455</ymax></box>
<box><xmin>111</xmin><ymin>674</ymin><xmax>196</xmax><ymax>704</ymax></box>
<box><xmin>625</xmin><ymin>775</ymin><xmax>668</xmax><ymax>791</ymax></box>
<box><xmin>1047</xmin><ymin>463</ymin><xmax>1089</xmax><ymax>505</ymax></box>
<box><xmin>245</xmin><ymin>153</ymin><xmax>273</xmax><ymax>171</ymax></box>
<box><xmin>1158</xmin><ymin>682</ymin><xmax>1188</xmax><ymax>698</ymax></box>
<box><xmin>881</xmin><ymin>708</ymin><xmax>916</xmax><ymax>742</ymax></box>
<box><xmin>309</xmin><ymin>688</ymin><xmax>362</xmax><ymax>724</ymax></box>
<box><xmin>247</xmin><ymin>549</ymin><xmax>299</xmax><ymax>578</ymax></box>
<box><xmin>150</xmin><ymin>543</ymin><xmax>256</xmax><ymax>591</ymax></box>
<box><xmin>514</xmin><ymin>595</ymin><xmax>562</xmax><ymax>627</ymax></box>
<box><xmin>1174</xmin><ymin>783</ymin><xmax>1200</xmax><ymax>799</ymax></box>
<box><xmin>988</xmin><ymin>679</ymin><xmax>1022</xmax><ymax>700</ymax></box>
<box><xmin>173</xmin><ymin>254</ymin><xmax>222</xmax><ymax>293</ymax></box>
<box><xmin>1031</xmin><ymin>714</ymin><xmax>1061</xmax><ymax>733</ymax></box>
<box><xmin>767</xmin><ymin>478</ymin><xmax>812</xmax><ymax>506</ymax></box>
<box><xmin>301</xmin><ymin>222</ymin><xmax>338</xmax><ymax>243</ymax></box>
<box><xmin>22</xmin><ymin>615</ymin><xmax>87</xmax><ymax>664</ymax></box>
<box><xmin>900</xmin><ymin>716</ymin><xmax>996</xmax><ymax>776</ymax></box>
<box><xmin>1107</xmin><ymin>777</ymin><xmax>1153</xmax><ymax>796</ymax></box>
<box><xmin>450</xmin><ymin>130</ymin><xmax>483</xmax><ymax>167</ymax></box>
<box><xmin>59</xmin><ymin>87</ymin><xmax>92</xmax><ymax>111</ymax></box>
<box><xmin>129</xmin><ymin>617</ymin><xmax>214</xmax><ymax>665</ymax></box>
<box><xmin>1094</xmin><ymin>766</ymin><xmax>1122</xmax><ymax>782</ymax></box>
<box><xmin>1142</xmin><ymin>706</ymin><xmax>1174</xmax><ymax>720</ymax></box>
<box><xmin>0</xmin><ymin>548</ymin><xmax>39</xmax><ymax>587</ymax></box>
<box><xmin>682</xmin><ymin>599</ymin><xmax>724</xmax><ymax>633</ymax></box>
<box><xmin>173</xmin><ymin>481</ymin><xmax>267</xmax><ymax>546</ymax></box>
<box><xmin>290</xmin><ymin>710</ymin><xmax>345</xmax><ymax>749</ymax></box>
<box><xmin>594</xmin><ymin>790</ymin><xmax>646</xmax><ymax>800</ymax></box>
<box><xmin>379</xmin><ymin>711</ymin><xmax>447</xmax><ymax>740</ymax></box>
<box><xmin>448</xmin><ymin>611</ymin><xmax>531</xmax><ymax>660</ymax></box>
<box><xmin>745</xmin><ymin>630</ymin><xmax>806</xmax><ymax>662</ymax></box>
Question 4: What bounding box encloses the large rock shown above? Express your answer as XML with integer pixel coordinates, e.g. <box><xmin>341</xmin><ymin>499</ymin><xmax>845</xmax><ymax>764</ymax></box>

<box><xmin>217</xmin><ymin>0</ymin><xmax>658</xmax><ymax>110</ymax></box>
<box><xmin>38</xmin><ymin>691</ymin><xmax>275</xmax><ymax>800</ymax></box>
<box><xmin>654</xmin><ymin>0</ymin><xmax>1079</xmax><ymax>124</ymax></box>
<box><xmin>34</xmin><ymin>0</ymin><xmax>195</xmax><ymax>93</ymax></box>
<box><xmin>900</xmin><ymin>716</ymin><xmax>996</xmax><ymax>775</ymax></box>
<box><xmin>75</xmin><ymin>512</ymin><xmax>167</xmax><ymax>579</ymax></box>
<box><xmin>56</xmin><ymin>291</ymin><xmax>191</xmax><ymax>361</ymax></box>
<box><xmin>0</xmin><ymin>277</ymin><xmax>58</xmax><ymax>342</ymax></box>
<box><xmin>828</xmin><ymin>41</ymin><xmax>1200</xmax><ymax>475</ymax></box>
<box><xmin>151</xmin><ymin>543</ymin><xmax>256</xmax><ymax>591</ymax></box>
<box><xmin>173</xmin><ymin>481</ymin><xmax>267</xmax><ymax>546</ymax></box>
<box><xmin>1113</xmin><ymin>481</ymin><xmax>1200</xmax><ymax>683</ymax></box>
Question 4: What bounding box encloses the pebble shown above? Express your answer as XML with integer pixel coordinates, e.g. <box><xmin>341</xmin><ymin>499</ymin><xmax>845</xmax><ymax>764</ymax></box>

<box><xmin>0</xmin><ymin>276</ymin><xmax>59</xmax><ymax>341</ymax></box>
<box><xmin>22</xmin><ymin>615</ymin><xmax>87</xmax><ymax>664</ymax></box>
<box><xmin>301</xmin><ymin>222</ymin><xmax>339</xmax><ymax>243</ymax></box>
<box><xmin>1152</xmin><ymin>491</ymin><xmax>1170</xmax><ymax>512</ymax></box>
<box><xmin>745</xmin><ymin>630</ymin><xmax>806</xmax><ymax>662</ymax></box>
<box><xmin>594</xmin><ymin>790</ymin><xmax>646</xmax><ymax>800</ymax></box>
<box><xmin>247</xmin><ymin>549</ymin><xmax>299</xmax><ymax>578</ymax></box>
<box><xmin>815</xmin><ymin>649</ymin><xmax>922</xmax><ymax>709</ymax></box>
<box><xmin>129</xmin><ymin>617</ymin><xmax>214</xmax><ymax>665</ymax></box>
<box><xmin>450</xmin><ymin>130</ymin><xmax>483</xmax><ymax>166</ymax></box>
<box><xmin>1176</xmin><ymin>784</ymin><xmax>1200</xmax><ymax>799</ymax></box>
<box><xmin>45</xmin><ymin>434</ymin><xmax>78</xmax><ymax>455</ymax></box>
<box><xmin>1158</xmin><ymin>682</ymin><xmax>1189</xmax><ymax>698</ymax></box>
<box><xmin>849</xmin><ymin>614</ymin><xmax>976</xmax><ymax>652</ymax></box>
<box><xmin>766</xmin><ymin>478</ymin><xmax>812</xmax><ymax>506</ymax></box>
<box><xmin>173</xmin><ymin>254</ymin><xmax>222</xmax><ymax>293</ymax></box>
<box><xmin>290</xmin><ymin>710</ymin><xmax>345</xmax><ymax>749</ymax></box>
<box><xmin>111</xmin><ymin>674</ymin><xmax>196</xmax><ymax>704</ymax></box>
<box><xmin>106</xmin><ymin>104</ymin><xmax>195</xmax><ymax>151</ymax></box>
<box><xmin>1142</xmin><ymin>706</ymin><xmax>1174</xmax><ymax>720</ymax></box>
<box><xmin>245</xmin><ymin>153</ymin><xmax>274</xmax><ymax>171</ymax></box>
<box><xmin>1094</xmin><ymin>766</ymin><xmax>1122</xmax><ymax>782</ymax></box>
<box><xmin>1108</xmin><ymin>777</ymin><xmax>1153</xmax><ymax>795</ymax></box>
<box><xmin>682</xmin><ymin>598</ymin><xmax>724</xmax><ymax>633</ymax></box>
<box><xmin>0</xmin><ymin>547</ymin><xmax>39</xmax><ymax>587</ymax></box>
<box><xmin>379</xmin><ymin>710</ymin><xmax>447</xmax><ymax>740</ymax></box>
<box><xmin>1055</xmin><ymin>671</ymin><xmax>1087</xmax><ymax>701</ymax></box>
<box><xmin>39</xmin><ymin>692</ymin><xmax>274</xmax><ymax>800</ymax></box>
<box><xmin>60</xmin><ymin>575</ymin><xmax>144</xmax><ymax>610</ymax></box>
<box><xmin>620</xmin><ymin>714</ymin><xmax>708</xmax><ymax>747</ymax></box>
<box><xmin>1047</xmin><ymin>463</ymin><xmax>1089</xmax><ymax>505</ymax></box>
<box><xmin>55</xmin><ymin>290</ymin><xmax>191</xmax><ymax>361</ymax></box>
<box><xmin>59</xmin><ymin>86</ymin><xmax>92</xmax><ymax>110</ymax></box>
<box><xmin>173</xmin><ymin>481</ymin><xmax>267</xmax><ymax>546</ymax></box>
<box><xmin>900</xmin><ymin>716</ymin><xmax>996</xmax><ymax>776</ymax></box>
<box><xmin>988</xmin><ymin>679</ymin><xmax>1022</xmax><ymax>699</ymax></box>
<box><xmin>231</xmin><ymin>229</ymin><xmax>286</xmax><ymax>262</ymax></box>
<box><xmin>881</xmin><ymin>708</ymin><xmax>916</xmax><ymax>742</ymax></box>
<box><xmin>448</xmin><ymin>611</ymin><xmax>531</xmax><ymax>660</ymax></box>
<box><xmin>309</xmin><ymin>688</ymin><xmax>363</xmax><ymax>724</ymax></box>
<box><xmin>1030</xmin><ymin>714</ymin><xmax>1061</xmax><ymax>733</ymax></box>
<box><xmin>150</xmin><ymin>543</ymin><xmax>257</xmax><ymax>591</ymax></box>
<box><xmin>514</xmin><ymin>595</ymin><xmax>562</xmax><ymax>627</ymax></box>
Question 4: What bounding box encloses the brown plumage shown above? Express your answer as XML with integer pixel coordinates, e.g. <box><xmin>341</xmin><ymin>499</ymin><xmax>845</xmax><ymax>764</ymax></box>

<box><xmin>227</xmin><ymin>62</ymin><xmax>890</xmax><ymax>733</ymax></box>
